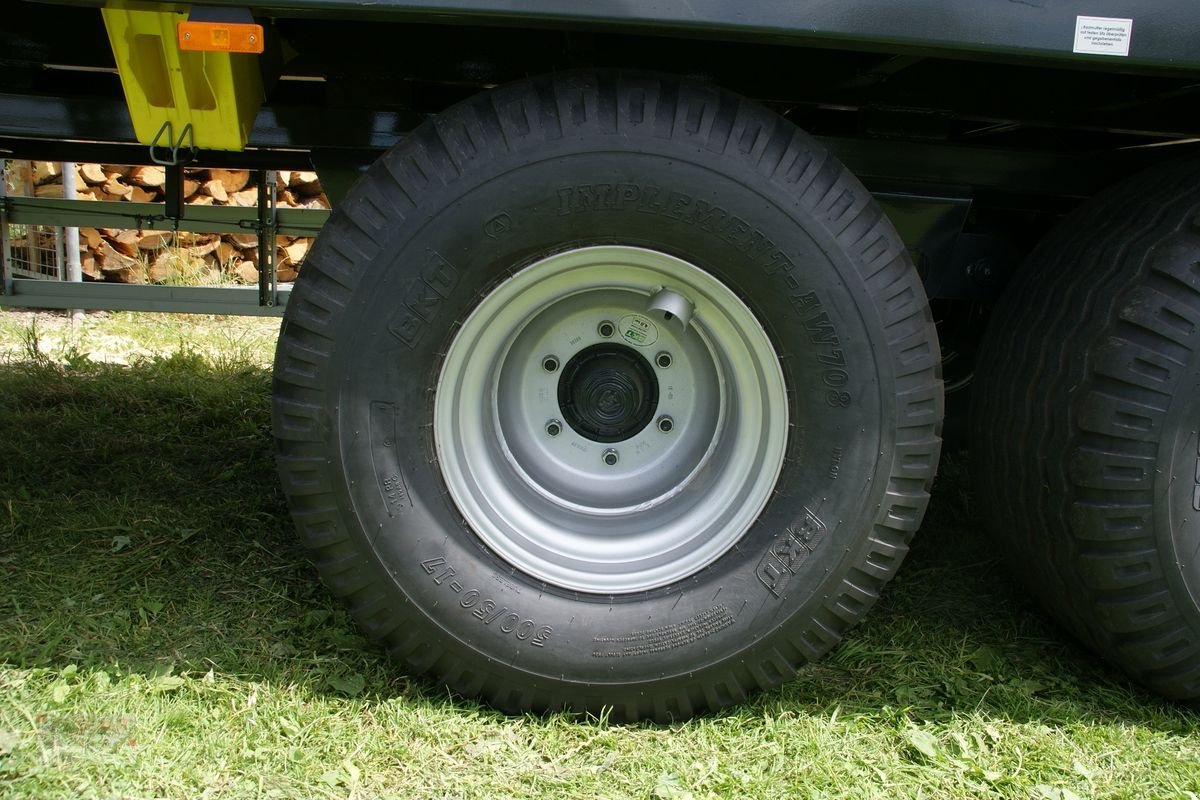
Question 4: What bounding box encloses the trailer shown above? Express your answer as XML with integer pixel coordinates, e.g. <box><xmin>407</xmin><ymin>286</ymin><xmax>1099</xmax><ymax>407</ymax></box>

<box><xmin>3</xmin><ymin>0</ymin><xmax>1199</xmax><ymax>721</ymax></box>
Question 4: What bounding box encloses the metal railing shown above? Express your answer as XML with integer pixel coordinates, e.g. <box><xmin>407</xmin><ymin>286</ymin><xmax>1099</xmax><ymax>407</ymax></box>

<box><xmin>1</xmin><ymin>159</ymin><xmax>330</xmax><ymax>316</ymax></box>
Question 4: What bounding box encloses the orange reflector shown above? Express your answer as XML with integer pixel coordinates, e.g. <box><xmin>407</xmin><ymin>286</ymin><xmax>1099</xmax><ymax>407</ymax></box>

<box><xmin>177</xmin><ymin>21</ymin><xmax>264</xmax><ymax>54</ymax></box>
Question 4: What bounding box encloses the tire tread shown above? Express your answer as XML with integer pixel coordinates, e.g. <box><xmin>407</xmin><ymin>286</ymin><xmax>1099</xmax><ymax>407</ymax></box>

<box><xmin>972</xmin><ymin>158</ymin><xmax>1200</xmax><ymax>701</ymax></box>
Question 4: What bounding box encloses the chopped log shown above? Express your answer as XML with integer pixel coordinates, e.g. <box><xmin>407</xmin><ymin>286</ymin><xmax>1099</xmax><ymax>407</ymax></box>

<box><xmin>147</xmin><ymin>251</ymin><xmax>211</xmax><ymax>284</ymax></box>
<box><xmin>279</xmin><ymin>189</ymin><xmax>299</xmax><ymax>207</ymax></box>
<box><xmin>102</xmin><ymin>164</ymin><xmax>131</xmax><ymax>178</ymax></box>
<box><xmin>147</xmin><ymin>251</ymin><xmax>175</xmax><ymax>284</ymax></box>
<box><xmin>189</xmin><ymin>194</ymin><xmax>215</xmax><ymax>206</ymax></box>
<box><xmin>129</xmin><ymin>185</ymin><xmax>158</xmax><ymax>203</ymax></box>
<box><xmin>235</xmin><ymin>261</ymin><xmax>260</xmax><ymax>284</ymax></box>
<box><xmin>34</xmin><ymin>162</ymin><xmax>61</xmax><ymax>184</ymax></box>
<box><xmin>228</xmin><ymin>188</ymin><xmax>258</xmax><ymax>207</ymax></box>
<box><xmin>277</xmin><ymin>264</ymin><xmax>300</xmax><ymax>283</ymax></box>
<box><xmin>127</xmin><ymin>165</ymin><xmax>166</xmax><ymax>188</ymax></box>
<box><xmin>202</xmin><ymin>179</ymin><xmax>228</xmax><ymax>202</ymax></box>
<box><xmin>98</xmin><ymin>239</ymin><xmax>137</xmax><ymax>269</ymax></box>
<box><xmin>274</xmin><ymin>245</ymin><xmax>296</xmax><ymax>280</ymax></box>
<box><xmin>137</xmin><ymin>230</ymin><xmax>173</xmax><ymax>250</ymax></box>
<box><xmin>13</xmin><ymin>162</ymin><xmax>32</xmax><ymax>187</ymax></box>
<box><xmin>76</xmin><ymin>188</ymin><xmax>98</xmax><ymax>201</ymax></box>
<box><xmin>102</xmin><ymin>176</ymin><xmax>133</xmax><ymax>197</ymax></box>
<box><xmin>79</xmin><ymin>228</ymin><xmax>104</xmax><ymax>249</ymax></box>
<box><xmin>228</xmin><ymin>232</ymin><xmax>259</xmax><ymax>249</ymax></box>
<box><xmin>34</xmin><ymin>183</ymin><xmax>65</xmax><ymax>198</ymax></box>
<box><xmin>78</xmin><ymin>163</ymin><xmax>107</xmax><ymax>184</ymax></box>
<box><xmin>186</xmin><ymin>236</ymin><xmax>220</xmax><ymax>258</ymax></box>
<box><xmin>98</xmin><ymin>240</ymin><xmax>144</xmax><ymax>283</ymax></box>
<box><xmin>80</xmin><ymin>251</ymin><xmax>101</xmax><ymax>280</ymax></box>
<box><xmin>275</xmin><ymin>171</ymin><xmax>292</xmax><ymax>192</ymax></box>
<box><xmin>283</xmin><ymin>239</ymin><xmax>310</xmax><ymax>265</ymax></box>
<box><xmin>215</xmin><ymin>240</ymin><xmax>237</xmax><ymax>265</ymax></box>
<box><xmin>183</xmin><ymin>178</ymin><xmax>201</xmax><ymax>198</ymax></box>
<box><xmin>104</xmin><ymin>266</ymin><xmax>144</xmax><ymax>284</ymax></box>
<box><xmin>289</xmin><ymin>171</ymin><xmax>322</xmax><ymax>196</ymax></box>
<box><xmin>207</xmin><ymin>168</ymin><xmax>250</xmax><ymax>194</ymax></box>
<box><xmin>108</xmin><ymin>229</ymin><xmax>141</xmax><ymax>258</ymax></box>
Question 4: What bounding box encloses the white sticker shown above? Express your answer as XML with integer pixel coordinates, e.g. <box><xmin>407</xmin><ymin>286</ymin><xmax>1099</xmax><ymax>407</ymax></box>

<box><xmin>1073</xmin><ymin>16</ymin><xmax>1132</xmax><ymax>56</ymax></box>
<box><xmin>618</xmin><ymin>314</ymin><xmax>658</xmax><ymax>347</ymax></box>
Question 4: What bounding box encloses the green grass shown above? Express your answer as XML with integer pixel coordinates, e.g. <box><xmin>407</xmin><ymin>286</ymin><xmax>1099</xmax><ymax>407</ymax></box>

<box><xmin>0</xmin><ymin>309</ymin><xmax>1197</xmax><ymax>799</ymax></box>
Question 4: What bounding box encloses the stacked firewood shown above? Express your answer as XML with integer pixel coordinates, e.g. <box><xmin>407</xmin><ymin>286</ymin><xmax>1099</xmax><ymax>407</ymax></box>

<box><xmin>16</xmin><ymin>161</ymin><xmax>328</xmax><ymax>285</ymax></box>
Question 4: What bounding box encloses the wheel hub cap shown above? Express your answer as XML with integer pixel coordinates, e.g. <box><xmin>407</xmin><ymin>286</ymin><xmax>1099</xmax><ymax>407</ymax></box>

<box><xmin>559</xmin><ymin>343</ymin><xmax>659</xmax><ymax>443</ymax></box>
<box><xmin>434</xmin><ymin>246</ymin><xmax>788</xmax><ymax>593</ymax></box>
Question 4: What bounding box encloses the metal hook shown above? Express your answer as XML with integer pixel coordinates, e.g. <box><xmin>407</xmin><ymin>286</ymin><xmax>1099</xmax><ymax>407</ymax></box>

<box><xmin>148</xmin><ymin>122</ymin><xmax>197</xmax><ymax>167</ymax></box>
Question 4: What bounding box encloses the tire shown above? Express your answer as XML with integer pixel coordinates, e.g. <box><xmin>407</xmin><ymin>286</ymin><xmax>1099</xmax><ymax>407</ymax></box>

<box><xmin>273</xmin><ymin>71</ymin><xmax>943</xmax><ymax>720</ymax></box>
<box><xmin>972</xmin><ymin>158</ymin><xmax>1200</xmax><ymax>703</ymax></box>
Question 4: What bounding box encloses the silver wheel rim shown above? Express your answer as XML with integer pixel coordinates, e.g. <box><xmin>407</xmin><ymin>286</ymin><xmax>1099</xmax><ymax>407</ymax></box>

<box><xmin>434</xmin><ymin>246</ymin><xmax>788</xmax><ymax>593</ymax></box>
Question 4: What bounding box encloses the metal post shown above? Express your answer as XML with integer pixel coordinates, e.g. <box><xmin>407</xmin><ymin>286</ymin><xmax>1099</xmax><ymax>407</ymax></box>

<box><xmin>22</xmin><ymin>163</ymin><xmax>37</xmax><ymax>278</ymax></box>
<box><xmin>60</xmin><ymin>162</ymin><xmax>83</xmax><ymax>321</ymax></box>
<box><xmin>164</xmin><ymin>162</ymin><xmax>184</xmax><ymax>220</ymax></box>
<box><xmin>54</xmin><ymin>226</ymin><xmax>65</xmax><ymax>279</ymax></box>
<box><xmin>0</xmin><ymin>159</ymin><xmax>11</xmax><ymax>296</ymax></box>
<box><xmin>256</xmin><ymin>169</ymin><xmax>278</xmax><ymax>307</ymax></box>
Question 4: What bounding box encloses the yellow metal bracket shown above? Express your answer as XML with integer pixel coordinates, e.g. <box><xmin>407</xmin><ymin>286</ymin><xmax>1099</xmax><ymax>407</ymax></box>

<box><xmin>102</xmin><ymin>1</ymin><xmax>265</xmax><ymax>152</ymax></box>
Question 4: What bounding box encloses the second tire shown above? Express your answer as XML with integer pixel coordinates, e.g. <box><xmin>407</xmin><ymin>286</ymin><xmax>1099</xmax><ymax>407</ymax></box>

<box><xmin>973</xmin><ymin>158</ymin><xmax>1200</xmax><ymax>703</ymax></box>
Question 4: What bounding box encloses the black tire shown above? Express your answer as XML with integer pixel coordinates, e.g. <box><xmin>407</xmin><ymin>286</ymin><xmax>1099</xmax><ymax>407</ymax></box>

<box><xmin>972</xmin><ymin>158</ymin><xmax>1200</xmax><ymax>702</ymax></box>
<box><xmin>273</xmin><ymin>71</ymin><xmax>943</xmax><ymax>721</ymax></box>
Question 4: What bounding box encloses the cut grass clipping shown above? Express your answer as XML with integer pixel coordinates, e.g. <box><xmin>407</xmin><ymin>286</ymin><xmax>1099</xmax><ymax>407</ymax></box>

<box><xmin>1</xmin><ymin>309</ymin><xmax>1198</xmax><ymax>800</ymax></box>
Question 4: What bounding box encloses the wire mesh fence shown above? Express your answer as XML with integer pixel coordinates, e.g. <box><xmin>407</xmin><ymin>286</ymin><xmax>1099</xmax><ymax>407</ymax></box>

<box><xmin>6</xmin><ymin>226</ymin><xmax>63</xmax><ymax>281</ymax></box>
<box><xmin>4</xmin><ymin>160</ymin><xmax>64</xmax><ymax>280</ymax></box>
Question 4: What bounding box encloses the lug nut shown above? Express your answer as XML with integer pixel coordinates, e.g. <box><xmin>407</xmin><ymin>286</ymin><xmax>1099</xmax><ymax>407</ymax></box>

<box><xmin>657</xmin><ymin>415</ymin><xmax>674</xmax><ymax>433</ymax></box>
<box><xmin>655</xmin><ymin>351</ymin><xmax>672</xmax><ymax>369</ymax></box>
<box><xmin>545</xmin><ymin>419</ymin><xmax>562</xmax><ymax>437</ymax></box>
<box><xmin>602</xmin><ymin>448</ymin><xmax>619</xmax><ymax>466</ymax></box>
<box><xmin>542</xmin><ymin>355</ymin><xmax>559</xmax><ymax>373</ymax></box>
<box><xmin>597</xmin><ymin>320</ymin><xmax>615</xmax><ymax>338</ymax></box>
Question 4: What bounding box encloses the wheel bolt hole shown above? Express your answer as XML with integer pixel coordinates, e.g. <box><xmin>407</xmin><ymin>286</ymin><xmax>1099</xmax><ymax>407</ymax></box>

<box><xmin>602</xmin><ymin>448</ymin><xmax>619</xmax><ymax>466</ymax></box>
<box><xmin>655</xmin><ymin>352</ymin><xmax>672</xmax><ymax>369</ymax></box>
<box><xmin>597</xmin><ymin>320</ymin><xmax>615</xmax><ymax>338</ymax></box>
<box><xmin>657</xmin><ymin>415</ymin><xmax>674</xmax><ymax>433</ymax></box>
<box><xmin>542</xmin><ymin>355</ymin><xmax>559</xmax><ymax>373</ymax></box>
<box><xmin>545</xmin><ymin>420</ymin><xmax>562</xmax><ymax>437</ymax></box>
